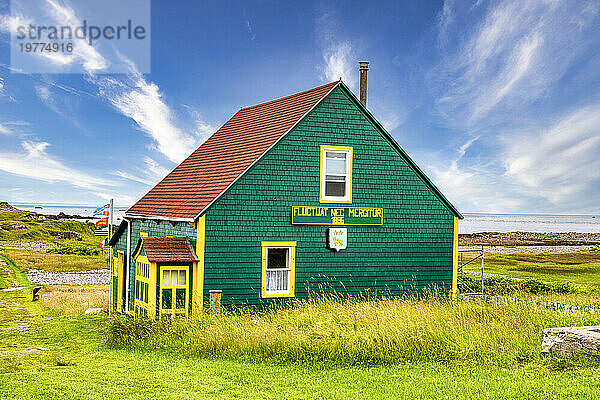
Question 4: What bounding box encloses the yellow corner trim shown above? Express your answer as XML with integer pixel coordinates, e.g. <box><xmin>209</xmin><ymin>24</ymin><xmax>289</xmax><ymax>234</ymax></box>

<box><xmin>319</xmin><ymin>145</ymin><xmax>353</xmax><ymax>204</ymax></box>
<box><xmin>261</xmin><ymin>241</ymin><xmax>296</xmax><ymax>298</ymax></box>
<box><xmin>140</xmin><ymin>232</ymin><xmax>148</xmax><ymax>237</ymax></box>
<box><xmin>452</xmin><ymin>217</ymin><xmax>459</xmax><ymax>298</ymax></box>
<box><xmin>194</xmin><ymin>215</ymin><xmax>206</xmax><ymax>315</ymax></box>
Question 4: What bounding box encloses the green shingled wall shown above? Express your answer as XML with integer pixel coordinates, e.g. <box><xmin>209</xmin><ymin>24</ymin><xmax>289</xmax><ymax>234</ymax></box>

<box><xmin>202</xmin><ymin>85</ymin><xmax>455</xmax><ymax>306</ymax></box>
<box><xmin>111</xmin><ymin>219</ymin><xmax>196</xmax><ymax>311</ymax></box>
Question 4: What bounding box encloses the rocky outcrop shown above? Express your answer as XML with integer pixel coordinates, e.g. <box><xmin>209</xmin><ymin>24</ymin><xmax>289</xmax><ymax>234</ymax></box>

<box><xmin>47</xmin><ymin>231</ymin><xmax>83</xmax><ymax>241</ymax></box>
<box><xmin>542</xmin><ymin>326</ymin><xmax>600</xmax><ymax>357</ymax></box>
<box><xmin>10</xmin><ymin>223</ymin><xmax>29</xmax><ymax>230</ymax></box>
<box><xmin>0</xmin><ymin>202</ymin><xmax>19</xmax><ymax>212</ymax></box>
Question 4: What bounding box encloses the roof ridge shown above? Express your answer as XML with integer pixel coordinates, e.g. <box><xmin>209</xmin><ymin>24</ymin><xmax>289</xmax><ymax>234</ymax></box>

<box><xmin>240</xmin><ymin>81</ymin><xmax>338</xmax><ymax>111</ymax></box>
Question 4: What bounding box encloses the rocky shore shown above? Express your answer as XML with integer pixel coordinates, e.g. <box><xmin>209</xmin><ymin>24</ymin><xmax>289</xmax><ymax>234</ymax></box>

<box><xmin>460</xmin><ymin>232</ymin><xmax>600</xmax><ymax>246</ymax></box>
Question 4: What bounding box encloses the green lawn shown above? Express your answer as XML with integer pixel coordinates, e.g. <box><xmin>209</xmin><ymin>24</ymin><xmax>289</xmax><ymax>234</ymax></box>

<box><xmin>1</xmin><ymin>316</ymin><xmax>600</xmax><ymax>399</ymax></box>
<box><xmin>464</xmin><ymin>251</ymin><xmax>600</xmax><ymax>291</ymax></box>
<box><xmin>2</xmin><ymin>248</ymin><xmax>600</xmax><ymax>398</ymax></box>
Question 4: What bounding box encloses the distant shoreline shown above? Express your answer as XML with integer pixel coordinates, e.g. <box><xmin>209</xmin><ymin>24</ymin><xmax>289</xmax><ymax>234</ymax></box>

<box><xmin>3</xmin><ymin>202</ymin><xmax>600</xmax><ymax>235</ymax></box>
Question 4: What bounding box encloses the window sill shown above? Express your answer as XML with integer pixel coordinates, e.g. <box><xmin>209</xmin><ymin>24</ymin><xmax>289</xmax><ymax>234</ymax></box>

<box><xmin>319</xmin><ymin>197</ymin><xmax>352</xmax><ymax>204</ymax></box>
<box><xmin>261</xmin><ymin>291</ymin><xmax>295</xmax><ymax>298</ymax></box>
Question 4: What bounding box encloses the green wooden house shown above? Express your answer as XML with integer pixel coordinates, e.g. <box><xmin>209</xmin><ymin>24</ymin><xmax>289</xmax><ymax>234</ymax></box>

<box><xmin>109</xmin><ymin>78</ymin><xmax>462</xmax><ymax>318</ymax></box>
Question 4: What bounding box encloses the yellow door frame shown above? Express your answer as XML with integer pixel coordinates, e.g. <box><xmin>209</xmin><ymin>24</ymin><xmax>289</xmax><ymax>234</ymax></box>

<box><xmin>116</xmin><ymin>251</ymin><xmax>124</xmax><ymax>312</ymax></box>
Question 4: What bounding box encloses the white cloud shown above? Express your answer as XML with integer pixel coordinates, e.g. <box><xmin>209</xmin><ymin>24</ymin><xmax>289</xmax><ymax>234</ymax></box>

<box><xmin>98</xmin><ymin>68</ymin><xmax>197</xmax><ymax>164</ymax></box>
<box><xmin>0</xmin><ymin>120</ymin><xmax>30</xmax><ymax>135</ymax></box>
<box><xmin>3</xmin><ymin>1</ymin><xmax>210</xmax><ymax>167</ymax></box>
<box><xmin>43</xmin><ymin>0</ymin><xmax>108</xmax><ymax>73</ymax></box>
<box><xmin>0</xmin><ymin>123</ymin><xmax>11</xmax><ymax>135</ymax></box>
<box><xmin>35</xmin><ymin>85</ymin><xmax>51</xmax><ymax>101</ymax></box>
<box><xmin>429</xmin><ymin>161</ymin><xmax>525</xmax><ymax>213</ymax></box>
<box><xmin>322</xmin><ymin>42</ymin><xmax>354</xmax><ymax>87</ymax></box>
<box><xmin>503</xmin><ymin>105</ymin><xmax>600</xmax><ymax>206</ymax></box>
<box><xmin>314</xmin><ymin>4</ymin><xmax>357</xmax><ymax>90</ymax></box>
<box><xmin>0</xmin><ymin>3</ymin><xmax>108</xmax><ymax>73</ymax></box>
<box><xmin>437</xmin><ymin>0</ymin><xmax>454</xmax><ymax>47</ymax></box>
<box><xmin>0</xmin><ymin>141</ymin><xmax>115</xmax><ymax>190</ymax></box>
<box><xmin>433</xmin><ymin>0</ymin><xmax>600</xmax><ymax>126</ymax></box>
<box><xmin>114</xmin><ymin>157</ymin><xmax>171</xmax><ymax>187</ymax></box>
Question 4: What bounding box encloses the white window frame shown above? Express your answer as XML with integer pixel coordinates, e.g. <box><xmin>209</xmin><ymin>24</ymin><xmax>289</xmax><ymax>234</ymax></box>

<box><xmin>320</xmin><ymin>146</ymin><xmax>353</xmax><ymax>203</ymax></box>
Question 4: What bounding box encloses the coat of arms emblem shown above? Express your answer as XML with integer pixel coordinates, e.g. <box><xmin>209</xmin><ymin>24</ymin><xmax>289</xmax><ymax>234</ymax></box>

<box><xmin>328</xmin><ymin>227</ymin><xmax>347</xmax><ymax>251</ymax></box>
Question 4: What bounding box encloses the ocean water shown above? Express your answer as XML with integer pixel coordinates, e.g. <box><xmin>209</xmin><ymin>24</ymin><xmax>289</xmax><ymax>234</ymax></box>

<box><xmin>460</xmin><ymin>213</ymin><xmax>600</xmax><ymax>234</ymax></box>
<box><xmin>13</xmin><ymin>204</ymin><xmax>127</xmax><ymax>224</ymax></box>
<box><xmin>10</xmin><ymin>204</ymin><xmax>600</xmax><ymax>234</ymax></box>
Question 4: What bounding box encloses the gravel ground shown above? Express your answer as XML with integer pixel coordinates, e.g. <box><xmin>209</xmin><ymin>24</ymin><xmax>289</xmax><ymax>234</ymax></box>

<box><xmin>459</xmin><ymin>245</ymin><xmax>597</xmax><ymax>254</ymax></box>
<box><xmin>27</xmin><ymin>269</ymin><xmax>110</xmax><ymax>285</ymax></box>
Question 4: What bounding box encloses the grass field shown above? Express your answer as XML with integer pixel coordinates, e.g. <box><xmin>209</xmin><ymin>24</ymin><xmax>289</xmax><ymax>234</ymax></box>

<box><xmin>463</xmin><ymin>251</ymin><xmax>600</xmax><ymax>291</ymax></box>
<box><xmin>2</xmin><ymin>248</ymin><xmax>107</xmax><ymax>272</ymax></box>
<box><xmin>2</xmin><ymin>231</ymin><xmax>600</xmax><ymax>398</ymax></box>
<box><xmin>2</xmin><ymin>316</ymin><xmax>600</xmax><ymax>399</ymax></box>
<box><xmin>0</xmin><ymin>211</ymin><xmax>98</xmax><ymax>243</ymax></box>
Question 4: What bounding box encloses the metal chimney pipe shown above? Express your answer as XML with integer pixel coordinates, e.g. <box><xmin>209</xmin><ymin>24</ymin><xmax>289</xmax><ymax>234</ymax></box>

<box><xmin>359</xmin><ymin>61</ymin><xmax>369</xmax><ymax>106</ymax></box>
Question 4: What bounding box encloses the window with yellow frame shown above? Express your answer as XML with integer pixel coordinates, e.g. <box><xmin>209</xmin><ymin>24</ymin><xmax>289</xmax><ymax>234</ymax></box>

<box><xmin>261</xmin><ymin>242</ymin><xmax>296</xmax><ymax>298</ymax></box>
<box><xmin>320</xmin><ymin>145</ymin><xmax>353</xmax><ymax>203</ymax></box>
<box><xmin>159</xmin><ymin>266</ymin><xmax>189</xmax><ymax>318</ymax></box>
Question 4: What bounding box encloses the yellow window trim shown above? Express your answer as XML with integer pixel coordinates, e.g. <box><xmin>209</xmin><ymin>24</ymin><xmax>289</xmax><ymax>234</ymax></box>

<box><xmin>452</xmin><ymin>217</ymin><xmax>459</xmax><ymax>298</ymax></box>
<box><xmin>159</xmin><ymin>265</ymin><xmax>189</xmax><ymax>288</ymax></box>
<box><xmin>319</xmin><ymin>145</ymin><xmax>353</xmax><ymax>204</ymax></box>
<box><xmin>261</xmin><ymin>241</ymin><xmax>296</xmax><ymax>298</ymax></box>
<box><xmin>159</xmin><ymin>265</ymin><xmax>190</xmax><ymax>319</ymax></box>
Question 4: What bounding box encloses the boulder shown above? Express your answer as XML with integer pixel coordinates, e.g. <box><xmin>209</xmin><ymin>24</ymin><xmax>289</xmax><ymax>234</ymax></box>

<box><xmin>84</xmin><ymin>308</ymin><xmax>106</xmax><ymax>315</ymax></box>
<box><xmin>542</xmin><ymin>326</ymin><xmax>600</xmax><ymax>357</ymax></box>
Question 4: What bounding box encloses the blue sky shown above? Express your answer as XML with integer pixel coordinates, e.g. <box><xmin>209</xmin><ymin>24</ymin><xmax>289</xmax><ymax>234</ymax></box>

<box><xmin>0</xmin><ymin>0</ymin><xmax>599</xmax><ymax>214</ymax></box>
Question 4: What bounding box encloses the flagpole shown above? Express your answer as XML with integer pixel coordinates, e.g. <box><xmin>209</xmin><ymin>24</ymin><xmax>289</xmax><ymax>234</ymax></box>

<box><xmin>108</xmin><ymin>199</ymin><xmax>114</xmax><ymax>315</ymax></box>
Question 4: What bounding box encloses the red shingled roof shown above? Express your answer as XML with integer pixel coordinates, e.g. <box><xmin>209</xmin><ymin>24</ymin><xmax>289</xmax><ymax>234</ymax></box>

<box><xmin>140</xmin><ymin>236</ymin><xmax>198</xmax><ymax>263</ymax></box>
<box><xmin>126</xmin><ymin>81</ymin><xmax>339</xmax><ymax>220</ymax></box>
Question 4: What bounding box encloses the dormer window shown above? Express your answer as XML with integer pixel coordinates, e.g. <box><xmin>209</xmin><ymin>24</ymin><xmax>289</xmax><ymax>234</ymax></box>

<box><xmin>320</xmin><ymin>146</ymin><xmax>353</xmax><ymax>203</ymax></box>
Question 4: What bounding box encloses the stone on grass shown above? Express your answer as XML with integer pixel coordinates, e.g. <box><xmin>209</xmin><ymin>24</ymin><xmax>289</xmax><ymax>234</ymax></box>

<box><xmin>542</xmin><ymin>326</ymin><xmax>600</xmax><ymax>357</ymax></box>
<box><xmin>84</xmin><ymin>307</ymin><xmax>106</xmax><ymax>315</ymax></box>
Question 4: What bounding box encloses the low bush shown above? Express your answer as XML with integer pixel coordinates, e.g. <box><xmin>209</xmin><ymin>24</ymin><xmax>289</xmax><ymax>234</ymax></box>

<box><xmin>106</xmin><ymin>296</ymin><xmax>600</xmax><ymax>367</ymax></box>
<box><xmin>46</xmin><ymin>242</ymin><xmax>101</xmax><ymax>256</ymax></box>
<box><xmin>462</xmin><ymin>274</ymin><xmax>577</xmax><ymax>295</ymax></box>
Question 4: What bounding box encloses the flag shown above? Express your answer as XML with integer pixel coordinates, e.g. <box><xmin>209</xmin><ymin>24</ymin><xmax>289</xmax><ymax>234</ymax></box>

<box><xmin>95</xmin><ymin>217</ymin><xmax>108</xmax><ymax>227</ymax></box>
<box><xmin>97</xmin><ymin>238</ymin><xmax>108</xmax><ymax>248</ymax></box>
<box><xmin>93</xmin><ymin>204</ymin><xmax>109</xmax><ymax>216</ymax></box>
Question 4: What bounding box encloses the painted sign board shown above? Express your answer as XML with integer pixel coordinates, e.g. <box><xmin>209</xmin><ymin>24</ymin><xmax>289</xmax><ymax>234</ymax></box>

<box><xmin>328</xmin><ymin>228</ymin><xmax>347</xmax><ymax>251</ymax></box>
<box><xmin>291</xmin><ymin>206</ymin><xmax>383</xmax><ymax>225</ymax></box>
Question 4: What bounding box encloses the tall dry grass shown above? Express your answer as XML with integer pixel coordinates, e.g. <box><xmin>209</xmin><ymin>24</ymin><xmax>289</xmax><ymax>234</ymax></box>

<box><xmin>107</xmin><ymin>295</ymin><xmax>600</xmax><ymax>366</ymax></box>
<box><xmin>41</xmin><ymin>285</ymin><xmax>109</xmax><ymax>316</ymax></box>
